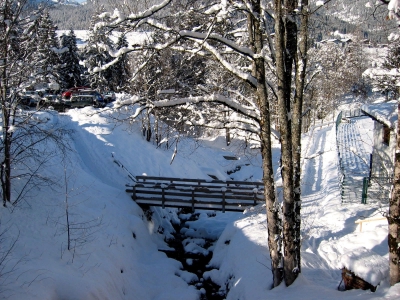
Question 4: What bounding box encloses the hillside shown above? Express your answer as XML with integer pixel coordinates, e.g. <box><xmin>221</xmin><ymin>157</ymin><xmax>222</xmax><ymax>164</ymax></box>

<box><xmin>48</xmin><ymin>1</ymin><xmax>397</xmax><ymax>43</ymax></box>
<box><xmin>0</xmin><ymin>94</ymin><xmax>399</xmax><ymax>299</ymax></box>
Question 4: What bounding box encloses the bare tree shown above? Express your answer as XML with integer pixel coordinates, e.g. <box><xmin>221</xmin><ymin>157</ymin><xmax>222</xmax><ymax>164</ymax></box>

<box><xmin>0</xmin><ymin>224</ymin><xmax>20</xmax><ymax>286</ymax></box>
<box><xmin>375</xmin><ymin>0</ymin><xmax>400</xmax><ymax>286</ymax></box>
<box><xmin>49</xmin><ymin>162</ymin><xmax>103</xmax><ymax>261</ymax></box>
<box><xmin>94</xmin><ymin>0</ymin><xmax>325</xmax><ymax>287</ymax></box>
<box><xmin>0</xmin><ymin>1</ymin><xmax>71</xmax><ymax>207</ymax></box>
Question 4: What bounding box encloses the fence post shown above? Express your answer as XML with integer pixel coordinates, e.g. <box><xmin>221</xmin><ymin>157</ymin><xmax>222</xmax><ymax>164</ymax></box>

<box><xmin>222</xmin><ymin>191</ymin><xmax>226</xmax><ymax>213</ymax></box>
<box><xmin>361</xmin><ymin>177</ymin><xmax>369</xmax><ymax>204</ymax></box>
<box><xmin>162</xmin><ymin>187</ymin><xmax>165</xmax><ymax>209</ymax></box>
<box><xmin>341</xmin><ymin>173</ymin><xmax>346</xmax><ymax>203</ymax></box>
<box><xmin>336</xmin><ymin>111</ymin><xmax>343</xmax><ymax>133</ymax></box>
<box><xmin>132</xmin><ymin>185</ymin><xmax>136</xmax><ymax>201</ymax></box>
<box><xmin>368</xmin><ymin>153</ymin><xmax>373</xmax><ymax>182</ymax></box>
<box><xmin>191</xmin><ymin>189</ymin><xmax>195</xmax><ymax>213</ymax></box>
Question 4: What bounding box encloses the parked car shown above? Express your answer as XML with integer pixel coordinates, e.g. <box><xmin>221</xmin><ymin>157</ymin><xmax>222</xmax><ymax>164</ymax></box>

<box><xmin>66</xmin><ymin>90</ymin><xmax>106</xmax><ymax>108</ymax></box>
<box><xmin>103</xmin><ymin>91</ymin><xmax>116</xmax><ymax>103</ymax></box>
<box><xmin>61</xmin><ymin>87</ymin><xmax>90</xmax><ymax>100</ymax></box>
<box><xmin>37</xmin><ymin>94</ymin><xmax>67</xmax><ymax>112</ymax></box>
<box><xmin>20</xmin><ymin>90</ymin><xmax>40</xmax><ymax>107</ymax></box>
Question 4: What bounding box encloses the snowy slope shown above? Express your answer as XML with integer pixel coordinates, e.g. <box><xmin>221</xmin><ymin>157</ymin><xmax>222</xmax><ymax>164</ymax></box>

<box><xmin>0</xmin><ymin>98</ymin><xmax>399</xmax><ymax>299</ymax></box>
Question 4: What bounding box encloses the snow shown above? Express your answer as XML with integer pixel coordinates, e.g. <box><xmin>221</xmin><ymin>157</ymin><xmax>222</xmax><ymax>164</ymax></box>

<box><xmin>56</xmin><ymin>30</ymin><xmax>151</xmax><ymax>50</ymax></box>
<box><xmin>0</xmin><ymin>94</ymin><xmax>400</xmax><ymax>299</ymax></box>
<box><xmin>361</xmin><ymin>100</ymin><xmax>398</xmax><ymax>129</ymax></box>
<box><xmin>389</xmin><ymin>0</ymin><xmax>400</xmax><ymax>19</ymax></box>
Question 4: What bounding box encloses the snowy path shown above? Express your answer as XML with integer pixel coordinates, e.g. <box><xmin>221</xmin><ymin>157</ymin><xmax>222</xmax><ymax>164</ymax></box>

<box><xmin>299</xmin><ymin>123</ymin><xmax>388</xmax><ymax>296</ymax></box>
<box><xmin>302</xmin><ymin>124</ymin><xmax>337</xmax><ymax>198</ymax></box>
<box><xmin>300</xmin><ymin>123</ymin><xmax>356</xmax><ymax>286</ymax></box>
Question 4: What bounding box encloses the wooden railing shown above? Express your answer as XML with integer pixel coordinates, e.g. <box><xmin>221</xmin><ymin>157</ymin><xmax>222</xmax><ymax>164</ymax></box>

<box><xmin>126</xmin><ymin>176</ymin><xmax>264</xmax><ymax>212</ymax></box>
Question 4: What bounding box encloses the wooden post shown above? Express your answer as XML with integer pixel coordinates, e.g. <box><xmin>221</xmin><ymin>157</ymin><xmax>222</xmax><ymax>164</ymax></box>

<box><xmin>368</xmin><ymin>153</ymin><xmax>373</xmax><ymax>181</ymax></box>
<box><xmin>191</xmin><ymin>189</ymin><xmax>195</xmax><ymax>213</ymax></box>
<box><xmin>162</xmin><ymin>187</ymin><xmax>165</xmax><ymax>209</ymax></box>
<box><xmin>132</xmin><ymin>186</ymin><xmax>136</xmax><ymax>201</ymax></box>
<box><xmin>361</xmin><ymin>177</ymin><xmax>369</xmax><ymax>204</ymax></box>
<box><xmin>222</xmin><ymin>190</ymin><xmax>226</xmax><ymax>213</ymax></box>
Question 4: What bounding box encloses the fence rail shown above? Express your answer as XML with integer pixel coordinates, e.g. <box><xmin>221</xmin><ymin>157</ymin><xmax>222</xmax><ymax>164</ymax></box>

<box><xmin>341</xmin><ymin>109</ymin><xmax>366</xmax><ymax>118</ymax></box>
<box><xmin>126</xmin><ymin>176</ymin><xmax>265</xmax><ymax>212</ymax></box>
<box><xmin>336</xmin><ymin>111</ymin><xmax>370</xmax><ymax>203</ymax></box>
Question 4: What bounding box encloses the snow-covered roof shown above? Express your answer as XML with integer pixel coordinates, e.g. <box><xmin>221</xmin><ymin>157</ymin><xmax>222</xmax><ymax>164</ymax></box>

<box><xmin>361</xmin><ymin>100</ymin><xmax>398</xmax><ymax>129</ymax></box>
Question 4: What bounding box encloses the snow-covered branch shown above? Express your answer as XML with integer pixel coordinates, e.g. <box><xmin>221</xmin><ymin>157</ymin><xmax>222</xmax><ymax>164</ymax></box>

<box><xmin>198</xmin><ymin>40</ymin><xmax>257</xmax><ymax>87</ymax></box>
<box><xmin>105</xmin><ymin>0</ymin><xmax>172</xmax><ymax>27</ymax></box>
<box><xmin>114</xmin><ymin>93</ymin><xmax>261</xmax><ymax>124</ymax></box>
<box><xmin>179</xmin><ymin>30</ymin><xmax>255</xmax><ymax>59</ymax></box>
<box><xmin>153</xmin><ymin>94</ymin><xmax>260</xmax><ymax>122</ymax></box>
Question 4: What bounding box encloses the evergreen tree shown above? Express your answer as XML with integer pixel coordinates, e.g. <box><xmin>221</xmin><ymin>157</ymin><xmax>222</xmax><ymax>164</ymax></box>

<box><xmin>365</xmin><ymin>35</ymin><xmax>400</xmax><ymax>100</ymax></box>
<box><xmin>381</xmin><ymin>36</ymin><xmax>400</xmax><ymax>98</ymax></box>
<box><xmin>32</xmin><ymin>10</ymin><xmax>61</xmax><ymax>89</ymax></box>
<box><xmin>110</xmin><ymin>33</ymin><xmax>131</xmax><ymax>92</ymax></box>
<box><xmin>81</xmin><ymin>7</ymin><xmax>115</xmax><ymax>91</ymax></box>
<box><xmin>59</xmin><ymin>30</ymin><xmax>84</xmax><ymax>89</ymax></box>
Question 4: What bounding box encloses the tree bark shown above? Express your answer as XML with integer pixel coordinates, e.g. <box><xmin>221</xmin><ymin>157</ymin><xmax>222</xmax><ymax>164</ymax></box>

<box><xmin>274</xmin><ymin>0</ymin><xmax>298</xmax><ymax>286</ymax></box>
<box><xmin>292</xmin><ymin>0</ymin><xmax>309</xmax><ymax>276</ymax></box>
<box><xmin>1</xmin><ymin>1</ymin><xmax>11</xmax><ymax>205</ymax></box>
<box><xmin>251</xmin><ymin>1</ymin><xmax>283</xmax><ymax>287</ymax></box>
<box><xmin>389</xmin><ymin>102</ymin><xmax>400</xmax><ymax>285</ymax></box>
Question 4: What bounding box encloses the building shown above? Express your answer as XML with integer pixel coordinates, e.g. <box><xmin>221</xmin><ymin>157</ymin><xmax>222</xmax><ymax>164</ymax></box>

<box><xmin>361</xmin><ymin>101</ymin><xmax>398</xmax><ymax>180</ymax></box>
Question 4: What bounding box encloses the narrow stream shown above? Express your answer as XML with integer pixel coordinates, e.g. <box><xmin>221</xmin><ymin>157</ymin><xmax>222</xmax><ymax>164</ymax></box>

<box><xmin>160</xmin><ymin>212</ymin><xmax>225</xmax><ymax>300</ymax></box>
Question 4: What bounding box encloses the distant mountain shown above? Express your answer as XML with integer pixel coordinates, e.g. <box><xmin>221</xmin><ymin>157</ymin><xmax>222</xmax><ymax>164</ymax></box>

<box><xmin>48</xmin><ymin>1</ymin><xmax>93</xmax><ymax>30</ymax></box>
<box><xmin>51</xmin><ymin>0</ymin><xmax>84</xmax><ymax>5</ymax></box>
<box><xmin>310</xmin><ymin>0</ymin><xmax>397</xmax><ymax>43</ymax></box>
<box><xmin>48</xmin><ymin>0</ymin><xmax>396</xmax><ymax>43</ymax></box>
<box><xmin>27</xmin><ymin>0</ymin><xmax>85</xmax><ymax>6</ymax></box>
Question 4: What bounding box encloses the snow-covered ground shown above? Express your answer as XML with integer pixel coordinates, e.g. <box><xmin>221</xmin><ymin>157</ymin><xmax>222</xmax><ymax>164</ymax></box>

<box><xmin>56</xmin><ymin>30</ymin><xmax>150</xmax><ymax>50</ymax></box>
<box><xmin>0</xmin><ymin>95</ymin><xmax>399</xmax><ymax>299</ymax></box>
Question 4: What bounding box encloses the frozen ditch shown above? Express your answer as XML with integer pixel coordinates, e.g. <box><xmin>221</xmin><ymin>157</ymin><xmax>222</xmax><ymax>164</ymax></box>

<box><xmin>160</xmin><ymin>211</ymin><xmax>226</xmax><ymax>300</ymax></box>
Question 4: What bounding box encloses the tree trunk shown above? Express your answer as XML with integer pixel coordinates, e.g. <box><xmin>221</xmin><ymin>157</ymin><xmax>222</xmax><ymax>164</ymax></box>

<box><xmin>251</xmin><ymin>2</ymin><xmax>283</xmax><ymax>287</ymax></box>
<box><xmin>292</xmin><ymin>0</ymin><xmax>309</xmax><ymax>276</ymax></box>
<box><xmin>274</xmin><ymin>0</ymin><xmax>299</xmax><ymax>286</ymax></box>
<box><xmin>1</xmin><ymin>96</ymin><xmax>12</xmax><ymax>206</ymax></box>
<box><xmin>146</xmin><ymin>108</ymin><xmax>151</xmax><ymax>142</ymax></box>
<box><xmin>389</xmin><ymin>102</ymin><xmax>400</xmax><ymax>285</ymax></box>
<box><xmin>225</xmin><ymin>111</ymin><xmax>231</xmax><ymax>146</ymax></box>
<box><xmin>155</xmin><ymin>110</ymin><xmax>159</xmax><ymax>146</ymax></box>
<box><xmin>1</xmin><ymin>11</ymin><xmax>11</xmax><ymax>205</ymax></box>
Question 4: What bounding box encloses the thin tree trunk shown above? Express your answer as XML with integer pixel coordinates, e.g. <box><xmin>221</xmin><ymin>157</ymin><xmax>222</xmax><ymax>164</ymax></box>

<box><xmin>251</xmin><ymin>1</ymin><xmax>283</xmax><ymax>287</ymax></box>
<box><xmin>4</xmin><ymin>131</ymin><xmax>11</xmax><ymax>203</ymax></box>
<box><xmin>274</xmin><ymin>0</ymin><xmax>298</xmax><ymax>286</ymax></box>
<box><xmin>1</xmin><ymin>7</ymin><xmax>11</xmax><ymax>204</ymax></box>
<box><xmin>389</xmin><ymin>102</ymin><xmax>400</xmax><ymax>285</ymax></box>
<box><xmin>155</xmin><ymin>110</ymin><xmax>159</xmax><ymax>146</ymax></box>
<box><xmin>292</xmin><ymin>0</ymin><xmax>309</xmax><ymax>275</ymax></box>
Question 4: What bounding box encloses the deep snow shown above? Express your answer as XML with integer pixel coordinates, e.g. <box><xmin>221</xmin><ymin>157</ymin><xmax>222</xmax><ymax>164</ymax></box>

<box><xmin>0</xmin><ymin>95</ymin><xmax>400</xmax><ymax>299</ymax></box>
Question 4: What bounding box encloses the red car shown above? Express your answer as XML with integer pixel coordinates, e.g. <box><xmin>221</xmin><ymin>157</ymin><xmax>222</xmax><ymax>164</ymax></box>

<box><xmin>62</xmin><ymin>87</ymin><xmax>90</xmax><ymax>99</ymax></box>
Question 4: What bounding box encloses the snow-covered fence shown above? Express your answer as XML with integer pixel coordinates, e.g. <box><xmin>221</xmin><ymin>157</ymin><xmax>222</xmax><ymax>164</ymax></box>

<box><xmin>341</xmin><ymin>109</ymin><xmax>366</xmax><ymax>119</ymax></box>
<box><xmin>336</xmin><ymin>113</ymin><xmax>371</xmax><ymax>203</ymax></box>
<box><xmin>126</xmin><ymin>176</ymin><xmax>264</xmax><ymax>212</ymax></box>
<box><xmin>336</xmin><ymin>112</ymin><xmax>346</xmax><ymax>201</ymax></box>
<box><xmin>336</xmin><ymin>111</ymin><xmax>343</xmax><ymax>133</ymax></box>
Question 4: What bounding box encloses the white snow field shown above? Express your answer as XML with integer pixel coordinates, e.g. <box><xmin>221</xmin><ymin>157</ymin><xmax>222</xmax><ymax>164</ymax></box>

<box><xmin>0</xmin><ymin>96</ymin><xmax>399</xmax><ymax>300</ymax></box>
